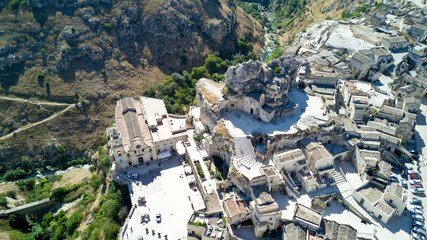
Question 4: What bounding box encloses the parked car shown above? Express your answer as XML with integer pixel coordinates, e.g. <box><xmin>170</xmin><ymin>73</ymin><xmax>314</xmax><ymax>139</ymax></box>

<box><xmin>156</xmin><ymin>213</ymin><xmax>161</xmax><ymax>223</ymax></box>
<box><xmin>411</xmin><ymin>198</ymin><xmax>423</xmax><ymax>205</ymax></box>
<box><xmin>412</xmin><ymin>184</ymin><xmax>424</xmax><ymax>189</ymax></box>
<box><xmin>389</xmin><ymin>176</ymin><xmax>399</xmax><ymax>183</ymax></box>
<box><xmin>413</xmin><ymin>227</ymin><xmax>427</xmax><ymax>236</ymax></box>
<box><xmin>409</xmin><ymin>204</ymin><xmax>424</xmax><ymax>211</ymax></box>
<box><xmin>411</xmin><ymin>179</ymin><xmax>423</xmax><ymax>185</ymax></box>
<box><xmin>392</xmin><ymin>166</ymin><xmax>400</xmax><ymax>173</ymax></box>
<box><xmin>409</xmin><ymin>170</ymin><xmax>421</xmax><ymax>175</ymax></box>
<box><xmin>410</xmin><ymin>149</ymin><xmax>419</xmax><ymax>154</ymax></box>
<box><xmin>402</xmin><ymin>178</ymin><xmax>408</xmax><ymax>188</ymax></box>
<box><xmin>402</xmin><ymin>170</ymin><xmax>408</xmax><ymax>178</ymax></box>
<box><xmin>413</xmin><ymin>214</ymin><xmax>425</xmax><ymax>222</ymax></box>
<box><xmin>410</xmin><ymin>208</ymin><xmax>424</xmax><ymax>215</ymax></box>
<box><xmin>410</xmin><ymin>174</ymin><xmax>422</xmax><ymax>180</ymax></box>
<box><xmin>412</xmin><ymin>232</ymin><xmax>426</xmax><ymax>240</ymax></box>
<box><xmin>412</xmin><ymin>188</ymin><xmax>425</xmax><ymax>194</ymax></box>
<box><xmin>413</xmin><ymin>220</ymin><xmax>424</xmax><ymax>228</ymax></box>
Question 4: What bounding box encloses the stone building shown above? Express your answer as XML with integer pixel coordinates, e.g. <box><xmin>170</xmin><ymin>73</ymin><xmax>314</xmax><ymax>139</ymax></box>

<box><xmin>303</xmin><ymin>142</ymin><xmax>334</xmax><ymax>179</ymax></box>
<box><xmin>381</xmin><ymin>36</ymin><xmax>408</xmax><ymax>50</ymax></box>
<box><xmin>350</xmin><ymin>47</ymin><xmax>393</xmax><ymax>80</ymax></box>
<box><xmin>223</xmin><ymin>197</ymin><xmax>251</xmax><ymax>226</ymax></box>
<box><xmin>408</xmin><ymin>24</ymin><xmax>427</xmax><ymax>43</ymax></box>
<box><xmin>383</xmin><ymin>183</ymin><xmax>408</xmax><ymax>216</ymax></box>
<box><xmin>349</xmin><ymin>94</ymin><xmax>369</xmax><ymax>124</ymax></box>
<box><xmin>249</xmin><ymin>189</ymin><xmax>282</xmax><ymax>237</ymax></box>
<box><xmin>273</xmin><ymin>149</ymin><xmax>306</xmax><ymax>174</ymax></box>
<box><xmin>107</xmin><ymin>97</ymin><xmax>187</xmax><ymax>171</ymax></box>
<box><xmin>293</xmin><ymin>204</ymin><xmax>322</xmax><ymax>231</ymax></box>
<box><xmin>196</xmin><ymin>56</ymin><xmax>308</xmax><ymax>126</ymax></box>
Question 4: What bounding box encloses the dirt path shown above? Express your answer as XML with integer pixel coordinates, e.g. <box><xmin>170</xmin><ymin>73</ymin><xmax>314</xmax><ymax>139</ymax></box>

<box><xmin>0</xmin><ymin>104</ymin><xmax>75</xmax><ymax>141</ymax></box>
<box><xmin>0</xmin><ymin>95</ymin><xmax>71</xmax><ymax>106</ymax></box>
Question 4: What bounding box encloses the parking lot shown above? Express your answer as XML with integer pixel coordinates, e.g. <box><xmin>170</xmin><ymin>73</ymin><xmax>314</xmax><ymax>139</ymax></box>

<box><xmin>122</xmin><ymin>157</ymin><xmax>194</xmax><ymax>240</ymax></box>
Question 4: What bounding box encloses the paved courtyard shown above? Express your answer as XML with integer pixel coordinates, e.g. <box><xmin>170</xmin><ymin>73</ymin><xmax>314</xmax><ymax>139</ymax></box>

<box><xmin>122</xmin><ymin>157</ymin><xmax>194</xmax><ymax>240</ymax></box>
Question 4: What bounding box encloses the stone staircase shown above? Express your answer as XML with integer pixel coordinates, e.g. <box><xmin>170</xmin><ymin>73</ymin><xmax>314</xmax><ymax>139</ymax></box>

<box><xmin>234</xmin><ymin>137</ymin><xmax>261</xmax><ymax>170</ymax></box>
<box><xmin>333</xmin><ymin>169</ymin><xmax>379</xmax><ymax>226</ymax></box>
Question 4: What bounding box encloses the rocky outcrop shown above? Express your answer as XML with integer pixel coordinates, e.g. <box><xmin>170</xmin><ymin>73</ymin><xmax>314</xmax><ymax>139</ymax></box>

<box><xmin>225</xmin><ymin>60</ymin><xmax>273</xmax><ymax>94</ymax></box>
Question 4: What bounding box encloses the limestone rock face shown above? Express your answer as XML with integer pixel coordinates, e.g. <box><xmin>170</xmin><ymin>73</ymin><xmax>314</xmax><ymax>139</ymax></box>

<box><xmin>225</xmin><ymin>60</ymin><xmax>273</xmax><ymax>94</ymax></box>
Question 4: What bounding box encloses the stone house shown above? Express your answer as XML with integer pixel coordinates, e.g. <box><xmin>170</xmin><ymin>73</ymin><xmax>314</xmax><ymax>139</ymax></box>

<box><xmin>359</xmin><ymin>130</ymin><xmax>400</xmax><ymax>152</ymax></box>
<box><xmin>107</xmin><ymin>97</ymin><xmax>188</xmax><ymax>171</ymax></box>
<box><xmin>402</xmin><ymin>96</ymin><xmax>421</xmax><ymax>113</ymax></box>
<box><xmin>293</xmin><ymin>204</ymin><xmax>322</xmax><ymax>231</ymax></box>
<box><xmin>383</xmin><ymin>183</ymin><xmax>408</xmax><ymax>216</ymax></box>
<box><xmin>273</xmin><ymin>148</ymin><xmax>306</xmax><ymax>174</ymax></box>
<box><xmin>223</xmin><ymin>197</ymin><xmax>251</xmax><ymax>226</ymax></box>
<box><xmin>249</xmin><ymin>190</ymin><xmax>282</xmax><ymax>237</ymax></box>
<box><xmin>351</xmin><ymin>48</ymin><xmax>393</xmax><ymax>80</ymax></box>
<box><xmin>381</xmin><ymin>36</ymin><xmax>409</xmax><ymax>50</ymax></box>
<box><xmin>396</xmin><ymin>74</ymin><xmax>427</xmax><ymax>98</ymax></box>
<box><xmin>376</xmin><ymin>105</ymin><xmax>405</xmax><ymax>123</ymax></box>
<box><xmin>353</xmin><ymin>183</ymin><xmax>395</xmax><ymax>223</ymax></box>
<box><xmin>349</xmin><ymin>94</ymin><xmax>370</xmax><ymax>124</ymax></box>
<box><xmin>303</xmin><ymin>142</ymin><xmax>335</xmax><ymax>180</ymax></box>
<box><xmin>259</xmin><ymin>165</ymin><xmax>284</xmax><ymax>191</ymax></box>
<box><xmin>408</xmin><ymin>24</ymin><xmax>427</xmax><ymax>43</ymax></box>
<box><xmin>397</xmin><ymin>112</ymin><xmax>417</xmax><ymax>140</ymax></box>
<box><xmin>187</xmin><ymin>213</ymin><xmax>229</xmax><ymax>240</ymax></box>
<box><xmin>395</xmin><ymin>84</ymin><xmax>417</xmax><ymax>98</ymax></box>
<box><xmin>352</xmin><ymin>146</ymin><xmax>380</xmax><ymax>176</ymax></box>
<box><xmin>350</xmin><ymin>53</ymin><xmax>376</xmax><ymax>80</ymax></box>
<box><xmin>408</xmin><ymin>49</ymin><xmax>426</xmax><ymax>67</ymax></box>
<box><xmin>296</xmin><ymin>165</ymin><xmax>319</xmax><ymax>193</ymax></box>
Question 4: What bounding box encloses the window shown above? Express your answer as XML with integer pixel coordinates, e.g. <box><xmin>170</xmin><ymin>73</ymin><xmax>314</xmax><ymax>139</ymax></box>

<box><xmin>128</xmin><ymin>162</ymin><xmax>132</xmax><ymax>166</ymax></box>
<box><xmin>378</xmin><ymin>215</ymin><xmax>382</xmax><ymax>220</ymax></box>
<box><xmin>360</xmin><ymin>198</ymin><xmax>365</xmax><ymax>205</ymax></box>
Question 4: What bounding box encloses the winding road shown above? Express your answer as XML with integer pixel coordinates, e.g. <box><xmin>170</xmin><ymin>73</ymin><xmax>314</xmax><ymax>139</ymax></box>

<box><xmin>0</xmin><ymin>95</ymin><xmax>75</xmax><ymax>141</ymax></box>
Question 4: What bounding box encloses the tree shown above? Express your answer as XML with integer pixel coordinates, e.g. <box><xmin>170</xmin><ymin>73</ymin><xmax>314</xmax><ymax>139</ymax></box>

<box><xmin>8</xmin><ymin>214</ymin><xmax>18</xmax><ymax>228</ymax></box>
<box><xmin>100</xmin><ymin>199</ymin><xmax>120</xmax><ymax>219</ymax></box>
<box><xmin>214</xmin><ymin>172</ymin><xmax>222</xmax><ymax>180</ymax></box>
<box><xmin>0</xmin><ymin>196</ymin><xmax>7</xmax><ymax>207</ymax></box>
<box><xmin>190</xmin><ymin>66</ymin><xmax>210</xmax><ymax>80</ymax></box>
<box><xmin>66</xmin><ymin>212</ymin><xmax>83</xmax><ymax>235</ymax></box>
<box><xmin>50</xmin><ymin>187</ymin><xmax>69</xmax><ymax>202</ymax></box>
<box><xmin>193</xmin><ymin>134</ymin><xmax>204</xmax><ymax>143</ymax></box>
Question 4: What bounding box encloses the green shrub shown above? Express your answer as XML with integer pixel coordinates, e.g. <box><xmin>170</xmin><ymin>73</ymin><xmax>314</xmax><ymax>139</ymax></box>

<box><xmin>50</xmin><ymin>187</ymin><xmax>69</xmax><ymax>201</ymax></box>
<box><xmin>214</xmin><ymin>171</ymin><xmax>222</xmax><ymax>180</ymax></box>
<box><xmin>57</xmin><ymin>144</ymin><xmax>66</xmax><ymax>153</ymax></box>
<box><xmin>5</xmin><ymin>190</ymin><xmax>16</xmax><ymax>199</ymax></box>
<box><xmin>274</xmin><ymin>67</ymin><xmax>281</xmax><ymax>74</ymax></box>
<box><xmin>66</xmin><ymin>212</ymin><xmax>83</xmax><ymax>235</ymax></box>
<box><xmin>0</xmin><ymin>196</ymin><xmax>7</xmax><ymax>207</ymax></box>
<box><xmin>4</xmin><ymin>168</ymin><xmax>27</xmax><ymax>181</ymax></box>
<box><xmin>103</xmin><ymin>23</ymin><xmax>112</xmax><ymax>30</ymax></box>
<box><xmin>193</xmin><ymin>134</ymin><xmax>204</xmax><ymax>143</ymax></box>
<box><xmin>37</xmin><ymin>73</ymin><xmax>44</xmax><ymax>80</ymax></box>
<box><xmin>9</xmin><ymin>0</ymin><xmax>19</xmax><ymax>9</ymax></box>
<box><xmin>8</xmin><ymin>214</ymin><xmax>18</xmax><ymax>228</ymax></box>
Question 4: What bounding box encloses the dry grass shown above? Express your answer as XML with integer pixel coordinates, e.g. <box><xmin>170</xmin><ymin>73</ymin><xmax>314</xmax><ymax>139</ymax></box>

<box><xmin>0</xmin><ymin>182</ymin><xmax>19</xmax><ymax>195</ymax></box>
<box><xmin>215</xmin><ymin>121</ymin><xmax>233</xmax><ymax>142</ymax></box>
<box><xmin>52</xmin><ymin>169</ymin><xmax>92</xmax><ymax>189</ymax></box>
<box><xmin>278</xmin><ymin>0</ymin><xmax>346</xmax><ymax>46</ymax></box>
<box><xmin>199</xmin><ymin>85</ymin><xmax>219</xmax><ymax>104</ymax></box>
